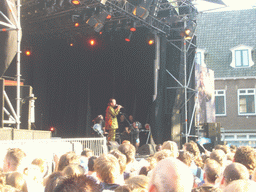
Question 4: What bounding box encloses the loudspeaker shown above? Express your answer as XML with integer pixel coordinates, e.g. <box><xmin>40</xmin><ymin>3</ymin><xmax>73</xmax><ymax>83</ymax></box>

<box><xmin>107</xmin><ymin>141</ymin><xmax>119</xmax><ymax>152</ymax></box>
<box><xmin>137</xmin><ymin>144</ymin><xmax>156</xmax><ymax>155</ymax></box>
<box><xmin>204</xmin><ymin>123</ymin><xmax>221</xmax><ymax>146</ymax></box>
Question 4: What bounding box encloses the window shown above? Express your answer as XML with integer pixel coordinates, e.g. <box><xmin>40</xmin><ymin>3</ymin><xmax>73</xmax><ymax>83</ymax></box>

<box><xmin>196</xmin><ymin>48</ymin><xmax>206</xmax><ymax>67</ymax></box>
<box><xmin>215</xmin><ymin>90</ymin><xmax>226</xmax><ymax>116</ymax></box>
<box><xmin>230</xmin><ymin>45</ymin><xmax>254</xmax><ymax>68</ymax></box>
<box><xmin>196</xmin><ymin>52</ymin><xmax>202</xmax><ymax>65</ymax></box>
<box><xmin>235</xmin><ymin>50</ymin><xmax>249</xmax><ymax>67</ymax></box>
<box><xmin>238</xmin><ymin>89</ymin><xmax>255</xmax><ymax>115</ymax></box>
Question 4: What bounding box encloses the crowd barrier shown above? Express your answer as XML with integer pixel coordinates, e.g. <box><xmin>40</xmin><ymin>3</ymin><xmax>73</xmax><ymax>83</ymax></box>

<box><xmin>0</xmin><ymin>137</ymin><xmax>108</xmax><ymax>171</ymax></box>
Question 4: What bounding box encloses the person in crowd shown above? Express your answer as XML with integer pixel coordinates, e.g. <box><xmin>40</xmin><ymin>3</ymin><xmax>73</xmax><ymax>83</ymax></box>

<box><xmin>128</xmin><ymin>115</ymin><xmax>134</xmax><ymax>124</ymax></box>
<box><xmin>80</xmin><ymin>148</ymin><xmax>94</xmax><ymax>173</ymax></box>
<box><xmin>178</xmin><ymin>150</ymin><xmax>193</xmax><ymax>167</ymax></box>
<box><xmin>62</xmin><ymin>164</ymin><xmax>85</xmax><ymax>177</ymax></box>
<box><xmin>233</xmin><ymin>146</ymin><xmax>256</xmax><ymax>178</ymax></box>
<box><xmin>155</xmin><ymin>144</ymin><xmax>162</xmax><ymax>152</ymax></box>
<box><xmin>44</xmin><ymin>171</ymin><xmax>65</xmax><ymax>192</ymax></box>
<box><xmin>6</xmin><ymin>171</ymin><xmax>28</xmax><ymax>192</ymax></box>
<box><xmin>125</xmin><ymin>175</ymin><xmax>149</xmax><ymax>192</ymax></box>
<box><xmin>219</xmin><ymin>162</ymin><xmax>249</xmax><ymax>189</ymax></box>
<box><xmin>183</xmin><ymin>142</ymin><xmax>204</xmax><ymax>182</ymax></box>
<box><xmin>53</xmin><ymin>175</ymin><xmax>102</xmax><ymax>192</ymax></box>
<box><xmin>148</xmin><ymin>157</ymin><xmax>194</xmax><ymax>192</ymax></box>
<box><xmin>115</xmin><ymin>185</ymin><xmax>131</xmax><ymax>192</ymax></box>
<box><xmin>105</xmin><ymin>98</ymin><xmax>122</xmax><ymax>142</ymax></box>
<box><xmin>183</xmin><ymin>141</ymin><xmax>204</xmax><ymax>168</ymax></box>
<box><xmin>94</xmin><ymin>154</ymin><xmax>121</xmax><ymax>191</ymax></box>
<box><xmin>118</xmin><ymin>143</ymin><xmax>138</xmax><ymax>179</ymax></box>
<box><xmin>3</xmin><ymin>148</ymin><xmax>27</xmax><ymax>173</ymax></box>
<box><xmin>223</xmin><ymin>179</ymin><xmax>256</xmax><ymax>192</ymax></box>
<box><xmin>57</xmin><ymin>151</ymin><xmax>80</xmax><ymax>172</ymax></box>
<box><xmin>192</xmin><ymin>159</ymin><xmax>221</xmax><ymax>192</ymax></box>
<box><xmin>25</xmin><ymin>164</ymin><xmax>45</xmax><ymax>192</ymax></box>
<box><xmin>209</xmin><ymin>149</ymin><xmax>227</xmax><ymax>171</ymax></box>
<box><xmin>214</xmin><ymin>145</ymin><xmax>230</xmax><ymax>155</ymax></box>
<box><xmin>87</xmin><ymin>156</ymin><xmax>98</xmax><ymax>179</ymax></box>
<box><xmin>109</xmin><ymin>149</ymin><xmax>127</xmax><ymax>184</ymax></box>
<box><xmin>154</xmin><ymin>149</ymin><xmax>173</xmax><ymax>163</ymax></box>
<box><xmin>161</xmin><ymin>140</ymin><xmax>179</xmax><ymax>158</ymax></box>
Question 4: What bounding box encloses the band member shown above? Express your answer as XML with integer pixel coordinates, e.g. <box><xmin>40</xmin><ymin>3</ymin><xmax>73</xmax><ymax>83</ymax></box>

<box><xmin>92</xmin><ymin>115</ymin><xmax>105</xmax><ymax>136</ymax></box>
<box><xmin>105</xmin><ymin>98</ymin><xmax>122</xmax><ymax>142</ymax></box>
<box><xmin>119</xmin><ymin>114</ymin><xmax>131</xmax><ymax>142</ymax></box>
<box><xmin>130</xmin><ymin>122</ymin><xmax>140</xmax><ymax>151</ymax></box>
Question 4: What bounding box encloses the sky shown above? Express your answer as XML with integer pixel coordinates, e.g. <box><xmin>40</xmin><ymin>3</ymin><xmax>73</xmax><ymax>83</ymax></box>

<box><xmin>195</xmin><ymin>0</ymin><xmax>256</xmax><ymax>12</ymax></box>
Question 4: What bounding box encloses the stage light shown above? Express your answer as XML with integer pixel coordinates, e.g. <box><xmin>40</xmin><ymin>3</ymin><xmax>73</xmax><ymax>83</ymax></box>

<box><xmin>25</xmin><ymin>50</ymin><xmax>31</xmax><ymax>56</ymax></box>
<box><xmin>75</xmin><ymin>22</ymin><xmax>79</xmax><ymax>27</ymax></box>
<box><xmin>125</xmin><ymin>32</ymin><xmax>132</xmax><ymax>42</ymax></box>
<box><xmin>148</xmin><ymin>39</ymin><xmax>154</xmax><ymax>45</ymax></box>
<box><xmin>49</xmin><ymin>127</ymin><xmax>57</xmax><ymax>136</ymax></box>
<box><xmin>89</xmin><ymin>39</ymin><xmax>96</xmax><ymax>46</ymax></box>
<box><xmin>50</xmin><ymin>127</ymin><xmax>55</xmax><ymax>132</ymax></box>
<box><xmin>70</xmin><ymin>43</ymin><xmax>74</xmax><ymax>47</ymax></box>
<box><xmin>106</xmin><ymin>14</ymin><xmax>111</xmax><ymax>19</ymax></box>
<box><xmin>129</xmin><ymin>22</ymin><xmax>136</xmax><ymax>32</ymax></box>
<box><xmin>131</xmin><ymin>0</ymin><xmax>154</xmax><ymax>19</ymax></box>
<box><xmin>71</xmin><ymin>0</ymin><xmax>80</xmax><ymax>5</ymax></box>
<box><xmin>24</xmin><ymin>47</ymin><xmax>32</xmax><ymax>56</ymax></box>
<box><xmin>86</xmin><ymin>9</ymin><xmax>109</xmax><ymax>33</ymax></box>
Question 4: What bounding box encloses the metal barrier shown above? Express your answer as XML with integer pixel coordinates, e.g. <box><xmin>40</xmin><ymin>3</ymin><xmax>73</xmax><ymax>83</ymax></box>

<box><xmin>0</xmin><ymin>137</ymin><xmax>108</xmax><ymax>166</ymax></box>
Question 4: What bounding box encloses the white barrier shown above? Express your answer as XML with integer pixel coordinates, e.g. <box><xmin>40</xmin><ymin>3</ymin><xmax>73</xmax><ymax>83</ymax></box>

<box><xmin>0</xmin><ymin>137</ymin><xmax>108</xmax><ymax>171</ymax></box>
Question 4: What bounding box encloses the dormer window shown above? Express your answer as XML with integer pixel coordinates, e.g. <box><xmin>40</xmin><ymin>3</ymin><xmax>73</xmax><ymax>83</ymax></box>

<box><xmin>196</xmin><ymin>48</ymin><xmax>206</xmax><ymax>67</ymax></box>
<box><xmin>230</xmin><ymin>45</ymin><xmax>254</xmax><ymax>68</ymax></box>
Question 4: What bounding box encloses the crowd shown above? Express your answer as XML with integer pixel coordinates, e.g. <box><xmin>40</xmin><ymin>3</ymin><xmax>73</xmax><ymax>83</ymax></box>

<box><xmin>1</xmin><ymin>139</ymin><xmax>256</xmax><ymax>192</ymax></box>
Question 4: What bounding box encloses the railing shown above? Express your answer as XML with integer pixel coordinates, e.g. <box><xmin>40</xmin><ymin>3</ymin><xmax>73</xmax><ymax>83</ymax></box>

<box><xmin>0</xmin><ymin>137</ymin><xmax>108</xmax><ymax>167</ymax></box>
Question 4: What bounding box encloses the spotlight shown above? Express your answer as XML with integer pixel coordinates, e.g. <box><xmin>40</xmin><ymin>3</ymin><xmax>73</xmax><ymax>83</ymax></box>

<box><xmin>89</xmin><ymin>39</ymin><xmax>96</xmax><ymax>46</ymax></box>
<box><xmin>125</xmin><ymin>32</ymin><xmax>133</xmax><ymax>42</ymax></box>
<box><xmin>146</xmin><ymin>33</ymin><xmax>155</xmax><ymax>45</ymax></box>
<box><xmin>86</xmin><ymin>9</ymin><xmax>109</xmax><ymax>33</ymax></box>
<box><xmin>129</xmin><ymin>22</ymin><xmax>136</xmax><ymax>32</ymax></box>
<box><xmin>131</xmin><ymin>0</ymin><xmax>154</xmax><ymax>19</ymax></box>
<box><xmin>50</xmin><ymin>127</ymin><xmax>57</xmax><ymax>136</ymax></box>
<box><xmin>70</xmin><ymin>0</ymin><xmax>80</xmax><ymax>5</ymax></box>
<box><xmin>24</xmin><ymin>47</ymin><xmax>32</xmax><ymax>56</ymax></box>
<box><xmin>74</xmin><ymin>22</ymin><xmax>79</xmax><ymax>27</ymax></box>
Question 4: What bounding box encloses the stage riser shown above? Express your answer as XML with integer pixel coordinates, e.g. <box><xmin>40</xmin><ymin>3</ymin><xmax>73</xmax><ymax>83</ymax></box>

<box><xmin>0</xmin><ymin>128</ymin><xmax>51</xmax><ymax>140</ymax></box>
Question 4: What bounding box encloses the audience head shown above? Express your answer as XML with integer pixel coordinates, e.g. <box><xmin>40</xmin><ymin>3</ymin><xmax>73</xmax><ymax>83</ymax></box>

<box><xmin>155</xmin><ymin>144</ymin><xmax>162</xmax><ymax>152</ymax></box>
<box><xmin>203</xmin><ymin>159</ymin><xmax>221</xmax><ymax>185</ymax></box>
<box><xmin>178</xmin><ymin>150</ymin><xmax>192</xmax><ymax>167</ymax></box>
<box><xmin>88</xmin><ymin>156</ymin><xmax>97</xmax><ymax>172</ymax></box>
<box><xmin>220</xmin><ymin>162</ymin><xmax>249</xmax><ymax>187</ymax></box>
<box><xmin>210</xmin><ymin>149</ymin><xmax>226</xmax><ymax>167</ymax></box>
<box><xmin>118</xmin><ymin>143</ymin><xmax>136</xmax><ymax>164</ymax></box>
<box><xmin>3</xmin><ymin>148</ymin><xmax>27</xmax><ymax>173</ymax></box>
<box><xmin>53</xmin><ymin>175</ymin><xmax>101</xmax><ymax>192</ymax></box>
<box><xmin>62</xmin><ymin>164</ymin><xmax>85</xmax><ymax>176</ymax></box>
<box><xmin>109</xmin><ymin>149</ymin><xmax>127</xmax><ymax>174</ymax></box>
<box><xmin>44</xmin><ymin>171</ymin><xmax>65</xmax><ymax>192</ymax></box>
<box><xmin>214</xmin><ymin>145</ymin><xmax>230</xmax><ymax>154</ymax></box>
<box><xmin>161</xmin><ymin>141</ymin><xmax>179</xmax><ymax>158</ymax></box>
<box><xmin>148</xmin><ymin>157</ymin><xmax>194</xmax><ymax>192</ymax></box>
<box><xmin>57</xmin><ymin>151</ymin><xmax>80</xmax><ymax>171</ymax></box>
<box><xmin>6</xmin><ymin>171</ymin><xmax>28</xmax><ymax>192</ymax></box>
<box><xmin>154</xmin><ymin>149</ymin><xmax>173</xmax><ymax>162</ymax></box>
<box><xmin>81</xmin><ymin>149</ymin><xmax>94</xmax><ymax>158</ymax></box>
<box><xmin>115</xmin><ymin>185</ymin><xmax>131</xmax><ymax>192</ymax></box>
<box><xmin>125</xmin><ymin>175</ymin><xmax>149</xmax><ymax>192</ymax></box>
<box><xmin>223</xmin><ymin>179</ymin><xmax>256</xmax><ymax>192</ymax></box>
<box><xmin>234</xmin><ymin>146</ymin><xmax>256</xmax><ymax>175</ymax></box>
<box><xmin>94</xmin><ymin>154</ymin><xmax>120</xmax><ymax>184</ymax></box>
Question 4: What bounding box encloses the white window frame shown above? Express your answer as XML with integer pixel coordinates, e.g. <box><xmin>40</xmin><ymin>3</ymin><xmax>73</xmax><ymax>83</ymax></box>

<box><xmin>215</xmin><ymin>90</ymin><xmax>226</xmax><ymax>116</ymax></box>
<box><xmin>237</xmin><ymin>89</ymin><xmax>256</xmax><ymax>115</ymax></box>
<box><xmin>230</xmin><ymin>45</ymin><xmax>254</xmax><ymax>68</ymax></box>
<box><xmin>196</xmin><ymin>48</ymin><xmax>206</xmax><ymax>67</ymax></box>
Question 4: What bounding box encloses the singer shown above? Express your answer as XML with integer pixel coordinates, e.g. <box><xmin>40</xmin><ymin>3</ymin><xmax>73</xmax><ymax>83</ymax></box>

<box><xmin>105</xmin><ymin>98</ymin><xmax>122</xmax><ymax>142</ymax></box>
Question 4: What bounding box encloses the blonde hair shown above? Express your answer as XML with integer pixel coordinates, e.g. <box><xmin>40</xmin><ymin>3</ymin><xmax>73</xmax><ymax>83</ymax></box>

<box><xmin>125</xmin><ymin>175</ymin><xmax>149</xmax><ymax>192</ymax></box>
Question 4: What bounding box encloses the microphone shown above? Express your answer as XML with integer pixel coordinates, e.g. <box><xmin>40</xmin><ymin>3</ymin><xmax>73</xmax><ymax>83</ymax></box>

<box><xmin>116</xmin><ymin>104</ymin><xmax>123</xmax><ymax>108</ymax></box>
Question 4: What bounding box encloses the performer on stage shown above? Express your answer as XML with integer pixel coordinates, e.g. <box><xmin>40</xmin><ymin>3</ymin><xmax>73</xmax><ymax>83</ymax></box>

<box><xmin>105</xmin><ymin>98</ymin><xmax>122</xmax><ymax>142</ymax></box>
